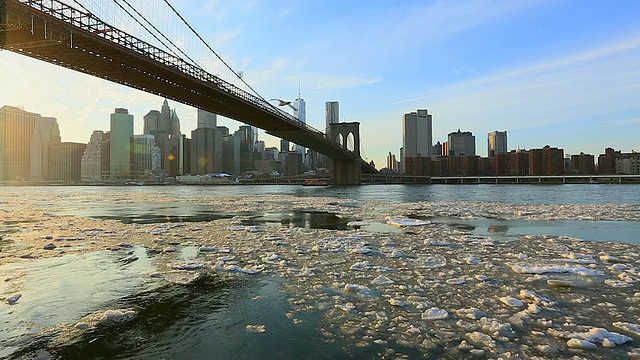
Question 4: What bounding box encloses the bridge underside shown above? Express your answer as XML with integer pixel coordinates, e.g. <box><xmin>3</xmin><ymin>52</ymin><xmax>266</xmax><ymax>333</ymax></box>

<box><xmin>0</xmin><ymin>0</ymin><xmax>378</xmax><ymax>172</ymax></box>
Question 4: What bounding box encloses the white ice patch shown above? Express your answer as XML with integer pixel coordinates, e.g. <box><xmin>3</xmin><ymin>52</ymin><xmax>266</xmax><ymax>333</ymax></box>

<box><xmin>499</xmin><ymin>296</ymin><xmax>525</xmax><ymax>309</ymax></box>
<box><xmin>370</xmin><ymin>275</ymin><xmax>394</xmax><ymax>285</ymax></box>
<box><xmin>386</xmin><ymin>218</ymin><xmax>430</xmax><ymax>227</ymax></box>
<box><xmin>613</xmin><ymin>322</ymin><xmax>640</xmax><ymax>337</ymax></box>
<box><xmin>567</xmin><ymin>327</ymin><xmax>633</xmax><ymax>347</ymax></box>
<box><xmin>567</xmin><ymin>338</ymin><xmax>597</xmax><ymax>349</ymax></box>
<box><xmin>507</xmin><ymin>262</ymin><xmax>604</xmax><ymax>276</ymax></box>
<box><xmin>465</xmin><ymin>331</ymin><xmax>496</xmax><ymax>348</ymax></box>
<box><xmin>246</xmin><ymin>324</ymin><xmax>266</xmax><ymax>333</ymax></box>
<box><xmin>422</xmin><ymin>307</ymin><xmax>449</xmax><ymax>320</ymax></box>
<box><xmin>413</xmin><ymin>255</ymin><xmax>447</xmax><ymax>269</ymax></box>
<box><xmin>427</xmin><ymin>239</ymin><xmax>451</xmax><ymax>246</ymax></box>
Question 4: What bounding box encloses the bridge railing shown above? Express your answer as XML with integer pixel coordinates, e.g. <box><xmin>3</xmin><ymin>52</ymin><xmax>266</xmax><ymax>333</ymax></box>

<box><xmin>14</xmin><ymin>0</ymin><xmax>337</xmax><ymax>146</ymax></box>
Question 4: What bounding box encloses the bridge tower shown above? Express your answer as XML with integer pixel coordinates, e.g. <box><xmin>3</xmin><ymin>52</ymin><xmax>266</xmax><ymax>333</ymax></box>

<box><xmin>329</xmin><ymin>122</ymin><xmax>361</xmax><ymax>185</ymax></box>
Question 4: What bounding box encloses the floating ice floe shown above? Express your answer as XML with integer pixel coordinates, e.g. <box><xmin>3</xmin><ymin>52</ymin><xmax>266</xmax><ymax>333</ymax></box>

<box><xmin>567</xmin><ymin>338</ymin><xmax>597</xmax><ymax>349</ymax></box>
<box><xmin>413</xmin><ymin>255</ymin><xmax>447</xmax><ymax>269</ymax></box>
<box><xmin>370</xmin><ymin>275</ymin><xmax>394</xmax><ymax>285</ymax></box>
<box><xmin>229</xmin><ymin>225</ymin><xmax>261</xmax><ymax>232</ymax></box>
<box><xmin>172</xmin><ymin>263</ymin><xmax>207</xmax><ymax>271</ymax></box>
<box><xmin>613</xmin><ymin>322</ymin><xmax>640</xmax><ymax>337</ymax></box>
<box><xmin>386</xmin><ymin>218</ymin><xmax>430</xmax><ymax>227</ymax></box>
<box><xmin>215</xmin><ymin>263</ymin><xmax>263</xmax><ymax>274</ymax></box>
<box><xmin>6</xmin><ymin>293</ymin><xmax>21</xmax><ymax>305</ymax></box>
<box><xmin>499</xmin><ymin>296</ymin><xmax>525</xmax><ymax>309</ymax></box>
<box><xmin>335</xmin><ymin>302</ymin><xmax>356</xmax><ymax>313</ymax></box>
<box><xmin>245</xmin><ymin>324</ymin><xmax>266</xmax><ymax>333</ymax></box>
<box><xmin>465</xmin><ymin>331</ymin><xmax>496</xmax><ymax>348</ymax></box>
<box><xmin>507</xmin><ymin>262</ymin><xmax>604</xmax><ymax>276</ymax></box>
<box><xmin>566</xmin><ymin>327</ymin><xmax>633</xmax><ymax>348</ymax></box>
<box><xmin>350</xmin><ymin>261</ymin><xmax>375</xmax><ymax>271</ymax></box>
<box><xmin>346</xmin><ymin>221</ymin><xmax>370</xmax><ymax>227</ymax></box>
<box><xmin>427</xmin><ymin>239</ymin><xmax>451</xmax><ymax>246</ymax></box>
<box><xmin>199</xmin><ymin>246</ymin><xmax>217</xmax><ymax>252</ymax></box>
<box><xmin>421</xmin><ymin>307</ymin><xmax>449</xmax><ymax>320</ymax></box>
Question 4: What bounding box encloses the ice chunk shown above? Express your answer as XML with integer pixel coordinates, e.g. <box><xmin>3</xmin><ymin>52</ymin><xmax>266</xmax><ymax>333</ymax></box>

<box><xmin>499</xmin><ymin>296</ymin><xmax>525</xmax><ymax>309</ymax></box>
<box><xmin>414</xmin><ymin>255</ymin><xmax>447</xmax><ymax>269</ymax></box>
<box><xmin>335</xmin><ymin>302</ymin><xmax>356</xmax><ymax>313</ymax></box>
<box><xmin>465</xmin><ymin>331</ymin><xmax>496</xmax><ymax>348</ymax></box>
<box><xmin>246</xmin><ymin>324</ymin><xmax>266</xmax><ymax>333</ymax></box>
<box><xmin>371</xmin><ymin>275</ymin><xmax>394</xmax><ymax>285</ymax></box>
<box><xmin>422</xmin><ymin>307</ymin><xmax>449</xmax><ymax>320</ymax></box>
<box><xmin>428</xmin><ymin>239</ymin><xmax>451</xmax><ymax>246</ymax></box>
<box><xmin>568</xmin><ymin>327</ymin><xmax>633</xmax><ymax>347</ymax></box>
<box><xmin>387</xmin><ymin>218</ymin><xmax>430</xmax><ymax>227</ymax></box>
<box><xmin>6</xmin><ymin>293</ymin><xmax>21</xmax><ymax>305</ymax></box>
<box><xmin>350</xmin><ymin>261</ymin><xmax>374</xmax><ymax>271</ymax></box>
<box><xmin>613</xmin><ymin>322</ymin><xmax>640</xmax><ymax>337</ymax></box>
<box><xmin>567</xmin><ymin>338</ymin><xmax>597</xmax><ymax>349</ymax></box>
<box><xmin>507</xmin><ymin>262</ymin><xmax>604</xmax><ymax>276</ymax></box>
<box><xmin>347</xmin><ymin>221</ymin><xmax>370</xmax><ymax>227</ymax></box>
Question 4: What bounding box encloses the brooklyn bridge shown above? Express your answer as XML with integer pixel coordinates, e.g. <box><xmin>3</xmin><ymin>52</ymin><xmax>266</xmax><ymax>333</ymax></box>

<box><xmin>0</xmin><ymin>0</ymin><xmax>376</xmax><ymax>184</ymax></box>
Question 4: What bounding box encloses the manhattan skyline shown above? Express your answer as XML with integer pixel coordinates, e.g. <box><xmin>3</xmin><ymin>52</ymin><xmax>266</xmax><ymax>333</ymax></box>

<box><xmin>1</xmin><ymin>0</ymin><xmax>639</xmax><ymax>168</ymax></box>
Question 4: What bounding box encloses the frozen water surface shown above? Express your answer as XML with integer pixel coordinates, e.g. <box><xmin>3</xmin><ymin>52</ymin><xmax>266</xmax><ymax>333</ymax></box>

<box><xmin>0</xmin><ymin>186</ymin><xmax>639</xmax><ymax>359</ymax></box>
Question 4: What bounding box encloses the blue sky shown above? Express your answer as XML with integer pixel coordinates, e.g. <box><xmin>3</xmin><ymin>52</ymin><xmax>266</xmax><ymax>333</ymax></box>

<box><xmin>1</xmin><ymin>0</ymin><xmax>639</xmax><ymax>168</ymax></box>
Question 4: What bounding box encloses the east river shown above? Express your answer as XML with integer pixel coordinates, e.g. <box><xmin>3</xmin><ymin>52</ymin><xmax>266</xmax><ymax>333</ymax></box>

<box><xmin>1</xmin><ymin>184</ymin><xmax>640</xmax><ymax>359</ymax></box>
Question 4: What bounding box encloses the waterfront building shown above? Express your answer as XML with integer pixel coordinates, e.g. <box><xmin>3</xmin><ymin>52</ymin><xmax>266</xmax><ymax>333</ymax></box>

<box><xmin>402</xmin><ymin>109</ymin><xmax>432</xmax><ymax>175</ymax></box>
<box><xmin>49</xmin><ymin>142</ymin><xmax>86</xmax><ymax>181</ymax></box>
<box><xmin>488</xmin><ymin>131</ymin><xmax>507</xmax><ymax>157</ymax></box>
<box><xmin>447</xmin><ymin>129</ymin><xmax>475</xmax><ymax>156</ymax></box>
<box><xmin>293</xmin><ymin>89</ymin><xmax>307</xmax><ymax>163</ymax></box>
<box><xmin>529</xmin><ymin>146</ymin><xmax>564</xmax><ymax>176</ymax></box>
<box><xmin>597</xmin><ymin>148</ymin><xmax>640</xmax><ymax>175</ymax></box>
<box><xmin>109</xmin><ymin>108</ymin><xmax>134</xmax><ymax>180</ymax></box>
<box><xmin>570</xmin><ymin>153</ymin><xmax>595</xmax><ymax>175</ymax></box>
<box><xmin>280</xmin><ymin>139</ymin><xmax>289</xmax><ymax>153</ymax></box>
<box><xmin>81</xmin><ymin>130</ymin><xmax>110</xmax><ymax>181</ymax></box>
<box><xmin>617</xmin><ymin>157</ymin><xmax>640</xmax><ymax>174</ymax></box>
<box><xmin>402</xmin><ymin>109</ymin><xmax>433</xmax><ymax>158</ymax></box>
<box><xmin>325</xmin><ymin>101</ymin><xmax>339</xmax><ymax>134</ymax></box>
<box><xmin>0</xmin><ymin>106</ymin><xmax>60</xmax><ymax>181</ymax></box>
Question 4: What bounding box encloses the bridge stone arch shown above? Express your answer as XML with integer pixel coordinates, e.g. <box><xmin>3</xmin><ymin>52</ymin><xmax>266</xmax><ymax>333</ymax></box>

<box><xmin>329</xmin><ymin>122</ymin><xmax>361</xmax><ymax>185</ymax></box>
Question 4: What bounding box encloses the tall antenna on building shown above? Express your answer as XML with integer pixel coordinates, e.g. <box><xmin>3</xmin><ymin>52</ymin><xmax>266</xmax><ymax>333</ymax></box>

<box><xmin>298</xmin><ymin>78</ymin><xmax>301</xmax><ymax>99</ymax></box>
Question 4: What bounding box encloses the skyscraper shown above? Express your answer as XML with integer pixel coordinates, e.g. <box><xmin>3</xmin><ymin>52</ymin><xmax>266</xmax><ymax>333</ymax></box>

<box><xmin>132</xmin><ymin>135</ymin><xmax>161</xmax><ymax>179</ymax></box>
<box><xmin>293</xmin><ymin>93</ymin><xmax>307</xmax><ymax>157</ymax></box>
<box><xmin>447</xmin><ymin>129</ymin><xmax>476</xmax><ymax>156</ymax></box>
<box><xmin>402</xmin><ymin>109</ymin><xmax>433</xmax><ymax>159</ymax></box>
<box><xmin>488</xmin><ymin>130</ymin><xmax>507</xmax><ymax>157</ymax></box>
<box><xmin>325</xmin><ymin>101</ymin><xmax>339</xmax><ymax>134</ymax></box>
<box><xmin>144</xmin><ymin>99</ymin><xmax>183</xmax><ymax>176</ymax></box>
<box><xmin>197</xmin><ymin>109</ymin><xmax>217</xmax><ymax>129</ymax></box>
<box><xmin>49</xmin><ymin>142</ymin><xmax>86</xmax><ymax>181</ymax></box>
<box><xmin>0</xmin><ymin>106</ymin><xmax>60</xmax><ymax>181</ymax></box>
<box><xmin>81</xmin><ymin>130</ymin><xmax>110</xmax><ymax>181</ymax></box>
<box><xmin>109</xmin><ymin>108</ymin><xmax>133</xmax><ymax>180</ymax></box>
<box><xmin>190</xmin><ymin>109</ymin><xmax>222</xmax><ymax>175</ymax></box>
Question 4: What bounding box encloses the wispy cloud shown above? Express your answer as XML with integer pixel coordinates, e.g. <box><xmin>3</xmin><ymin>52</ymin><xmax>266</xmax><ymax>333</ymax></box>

<box><xmin>291</xmin><ymin>74</ymin><xmax>383</xmax><ymax>91</ymax></box>
<box><xmin>393</xmin><ymin>35</ymin><xmax>640</xmax><ymax>106</ymax></box>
